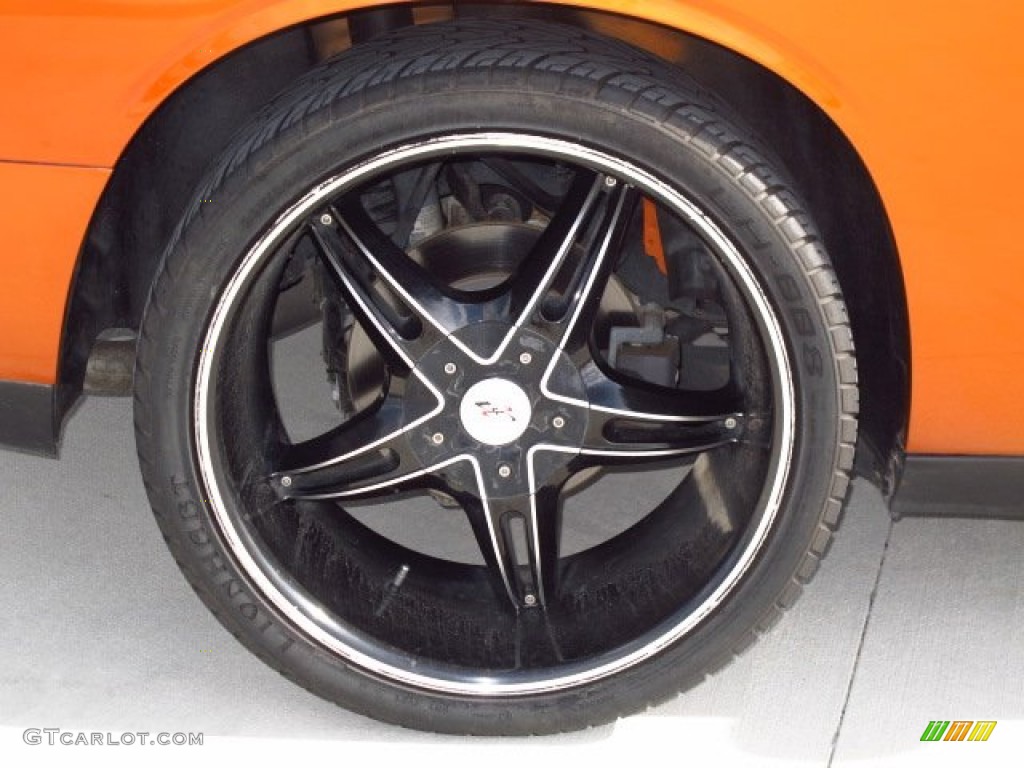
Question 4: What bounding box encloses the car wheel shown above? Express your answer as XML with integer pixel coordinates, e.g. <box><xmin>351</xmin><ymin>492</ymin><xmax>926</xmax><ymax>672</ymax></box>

<box><xmin>134</xmin><ymin>19</ymin><xmax>857</xmax><ymax>735</ymax></box>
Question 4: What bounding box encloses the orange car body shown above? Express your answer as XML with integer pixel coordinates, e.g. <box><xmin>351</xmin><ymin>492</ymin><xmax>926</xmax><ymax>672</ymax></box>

<box><xmin>0</xmin><ymin>0</ymin><xmax>1021</xmax><ymax>459</ymax></box>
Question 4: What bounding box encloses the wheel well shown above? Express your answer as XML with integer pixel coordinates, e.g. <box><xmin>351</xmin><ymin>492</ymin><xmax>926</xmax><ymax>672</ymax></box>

<box><xmin>60</xmin><ymin>2</ymin><xmax>908</xmax><ymax>490</ymax></box>
<box><xmin>656</xmin><ymin>24</ymin><xmax>911</xmax><ymax>492</ymax></box>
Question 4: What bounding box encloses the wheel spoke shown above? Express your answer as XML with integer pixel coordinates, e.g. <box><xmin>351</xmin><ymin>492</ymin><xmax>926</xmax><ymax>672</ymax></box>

<box><xmin>531</xmin><ymin>177</ymin><xmax>639</xmax><ymax>354</ymax></box>
<box><xmin>503</xmin><ymin>169</ymin><xmax>604</xmax><ymax>326</ymax></box>
<box><xmin>454</xmin><ymin>470</ymin><xmax>519</xmax><ymax>608</ymax></box>
<box><xmin>457</xmin><ymin>462</ymin><xmax>567</xmax><ymax>611</ymax></box>
<box><xmin>529</xmin><ymin>179</ymin><xmax>640</xmax><ymax>410</ymax></box>
<box><xmin>310</xmin><ymin>199</ymin><xmax>488</xmax><ymax>369</ymax></box>
<box><xmin>309</xmin><ymin>217</ymin><xmax>420</xmax><ymax>371</ymax></box>
<box><xmin>577</xmin><ymin>362</ymin><xmax>745</xmax><ymax>461</ymax></box>
<box><xmin>269</xmin><ymin>389</ymin><xmax>432</xmax><ymax>500</ymax></box>
<box><xmin>525</xmin><ymin>459</ymin><xmax>567</xmax><ymax>607</ymax></box>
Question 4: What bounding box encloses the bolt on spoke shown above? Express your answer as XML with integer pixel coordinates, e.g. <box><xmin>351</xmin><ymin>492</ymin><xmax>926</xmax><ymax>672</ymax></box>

<box><xmin>503</xmin><ymin>169</ymin><xmax>605</xmax><ymax>326</ymax></box>
<box><xmin>310</xmin><ymin>216</ymin><xmax>423</xmax><ymax>371</ymax></box>
<box><xmin>542</xmin><ymin>180</ymin><xmax>639</xmax><ymax>348</ymax></box>
<box><xmin>331</xmin><ymin>198</ymin><xmax>489</xmax><ymax>334</ymax></box>
<box><xmin>455</xmin><ymin>449</ymin><xmax>573</xmax><ymax>612</ymax></box>
<box><xmin>268</xmin><ymin>377</ymin><xmax>444</xmax><ymax>499</ymax></box>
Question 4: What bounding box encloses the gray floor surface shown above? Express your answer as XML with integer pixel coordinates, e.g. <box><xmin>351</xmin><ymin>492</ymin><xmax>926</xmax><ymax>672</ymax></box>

<box><xmin>1</xmin><ymin>393</ymin><xmax>1021</xmax><ymax>766</ymax></box>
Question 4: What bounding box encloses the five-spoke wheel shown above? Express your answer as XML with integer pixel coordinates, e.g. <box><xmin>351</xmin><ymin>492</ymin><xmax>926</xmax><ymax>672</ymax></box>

<box><xmin>267</xmin><ymin>168</ymin><xmax>746</xmax><ymax>612</ymax></box>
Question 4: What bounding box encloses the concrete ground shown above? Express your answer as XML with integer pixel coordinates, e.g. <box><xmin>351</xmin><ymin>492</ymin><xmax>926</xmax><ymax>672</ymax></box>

<box><xmin>1</xmin><ymin>393</ymin><xmax>1022</xmax><ymax>766</ymax></box>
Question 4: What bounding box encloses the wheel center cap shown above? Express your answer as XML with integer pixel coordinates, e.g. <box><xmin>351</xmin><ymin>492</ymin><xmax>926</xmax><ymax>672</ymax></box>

<box><xmin>459</xmin><ymin>378</ymin><xmax>532</xmax><ymax>446</ymax></box>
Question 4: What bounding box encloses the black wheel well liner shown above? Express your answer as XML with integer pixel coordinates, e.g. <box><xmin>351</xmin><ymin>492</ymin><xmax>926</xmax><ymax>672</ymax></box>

<box><xmin>57</xmin><ymin>3</ymin><xmax>909</xmax><ymax>491</ymax></box>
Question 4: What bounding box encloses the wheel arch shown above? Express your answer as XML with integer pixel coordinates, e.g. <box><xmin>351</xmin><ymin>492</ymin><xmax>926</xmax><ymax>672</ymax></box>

<box><xmin>57</xmin><ymin>1</ymin><xmax>909</xmax><ymax>491</ymax></box>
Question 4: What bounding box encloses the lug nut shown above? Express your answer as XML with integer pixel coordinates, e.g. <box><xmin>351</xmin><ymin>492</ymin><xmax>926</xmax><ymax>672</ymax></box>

<box><xmin>725</xmin><ymin>417</ymin><xmax>738</xmax><ymax>430</ymax></box>
<box><xmin>319</xmin><ymin>213</ymin><xmax>333</xmax><ymax>226</ymax></box>
<box><xmin>444</xmin><ymin>362</ymin><xmax>457</xmax><ymax>375</ymax></box>
<box><xmin>524</xmin><ymin>593</ymin><xmax>537</xmax><ymax>607</ymax></box>
<box><xmin>519</xmin><ymin>352</ymin><xmax>532</xmax><ymax>365</ymax></box>
<box><xmin>552</xmin><ymin>416</ymin><xmax>565</xmax><ymax>429</ymax></box>
<box><xmin>431</xmin><ymin>432</ymin><xmax>444</xmax><ymax>445</ymax></box>
<box><xmin>280</xmin><ymin>476</ymin><xmax>292</xmax><ymax>488</ymax></box>
<box><xmin>498</xmin><ymin>465</ymin><xmax>512</xmax><ymax>478</ymax></box>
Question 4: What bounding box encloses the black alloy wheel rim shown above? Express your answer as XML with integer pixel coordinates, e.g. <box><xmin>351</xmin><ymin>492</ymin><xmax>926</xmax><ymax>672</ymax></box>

<box><xmin>193</xmin><ymin>133</ymin><xmax>795</xmax><ymax>695</ymax></box>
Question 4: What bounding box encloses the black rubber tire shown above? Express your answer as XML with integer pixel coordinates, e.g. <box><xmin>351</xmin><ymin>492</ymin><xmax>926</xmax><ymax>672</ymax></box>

<box><xmin>134</xmin><ymin>19</ymin><xmax>857</xmax><ymax>735</ymax></box>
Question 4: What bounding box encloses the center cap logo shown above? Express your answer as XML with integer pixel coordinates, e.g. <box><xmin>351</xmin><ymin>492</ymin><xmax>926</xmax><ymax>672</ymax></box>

<box><xmin>459</xmin><ymin>378</ymin><xmax>532</xmax><ymax>446</ymax></box>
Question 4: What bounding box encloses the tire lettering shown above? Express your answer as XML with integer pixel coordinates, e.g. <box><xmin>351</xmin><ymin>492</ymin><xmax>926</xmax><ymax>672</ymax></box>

<box><xmin>803</xmin><ymin>343</ymin><xmax>824</xmax><ymax>376</ymax></box>
<box><xmin>793</xmin><ymin>308</ymin><xmax>815</xmax><ymax>337</ymax></box>
<box><xmin>168</xmin><ymin>482</ymin><xmax>297</xmax><ymax>648</ymax></box>
<box><xmin>171</xmin><ymin>476</ymin><xmax>191</xmax><ymax>498</ymax></box>
<box><xmin>207</xmin><ymin>553</ymin><xmax>229</xmax><ymax>577</ymax></box>
<box><xmin>768</xmin><ymin>273</ymin><xmax>826</xmax><ymax>375</ymax></box>
<box><xmin>738</xmin><ymin>218</ymin><xmax>771</xmax><ymax>250</ymax></box>
<box><xmin>708</xmin><ymin>186</ymin><xmax>735</xmax><ymax>217</ymax></box>
<box><xmin>178</xmin><ymin>500</ymin><xmax>201</xmax><ymax>520</ymax></box>
<box><xmin>777</xmin><ymin>274</ymin><xmax>801</xmax><ymax>302</ymax></box>
<box><xmin>187</xmin><ymin>529</ymin><xmax>210</xmax><ymax>546</ymax></box>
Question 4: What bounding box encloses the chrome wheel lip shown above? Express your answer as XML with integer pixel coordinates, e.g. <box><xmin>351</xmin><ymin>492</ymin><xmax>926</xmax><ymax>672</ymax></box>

<box><xmin>193</xmin><ymin>132</ymin><xmax>796</xmax><ymax>697</ymax></box>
